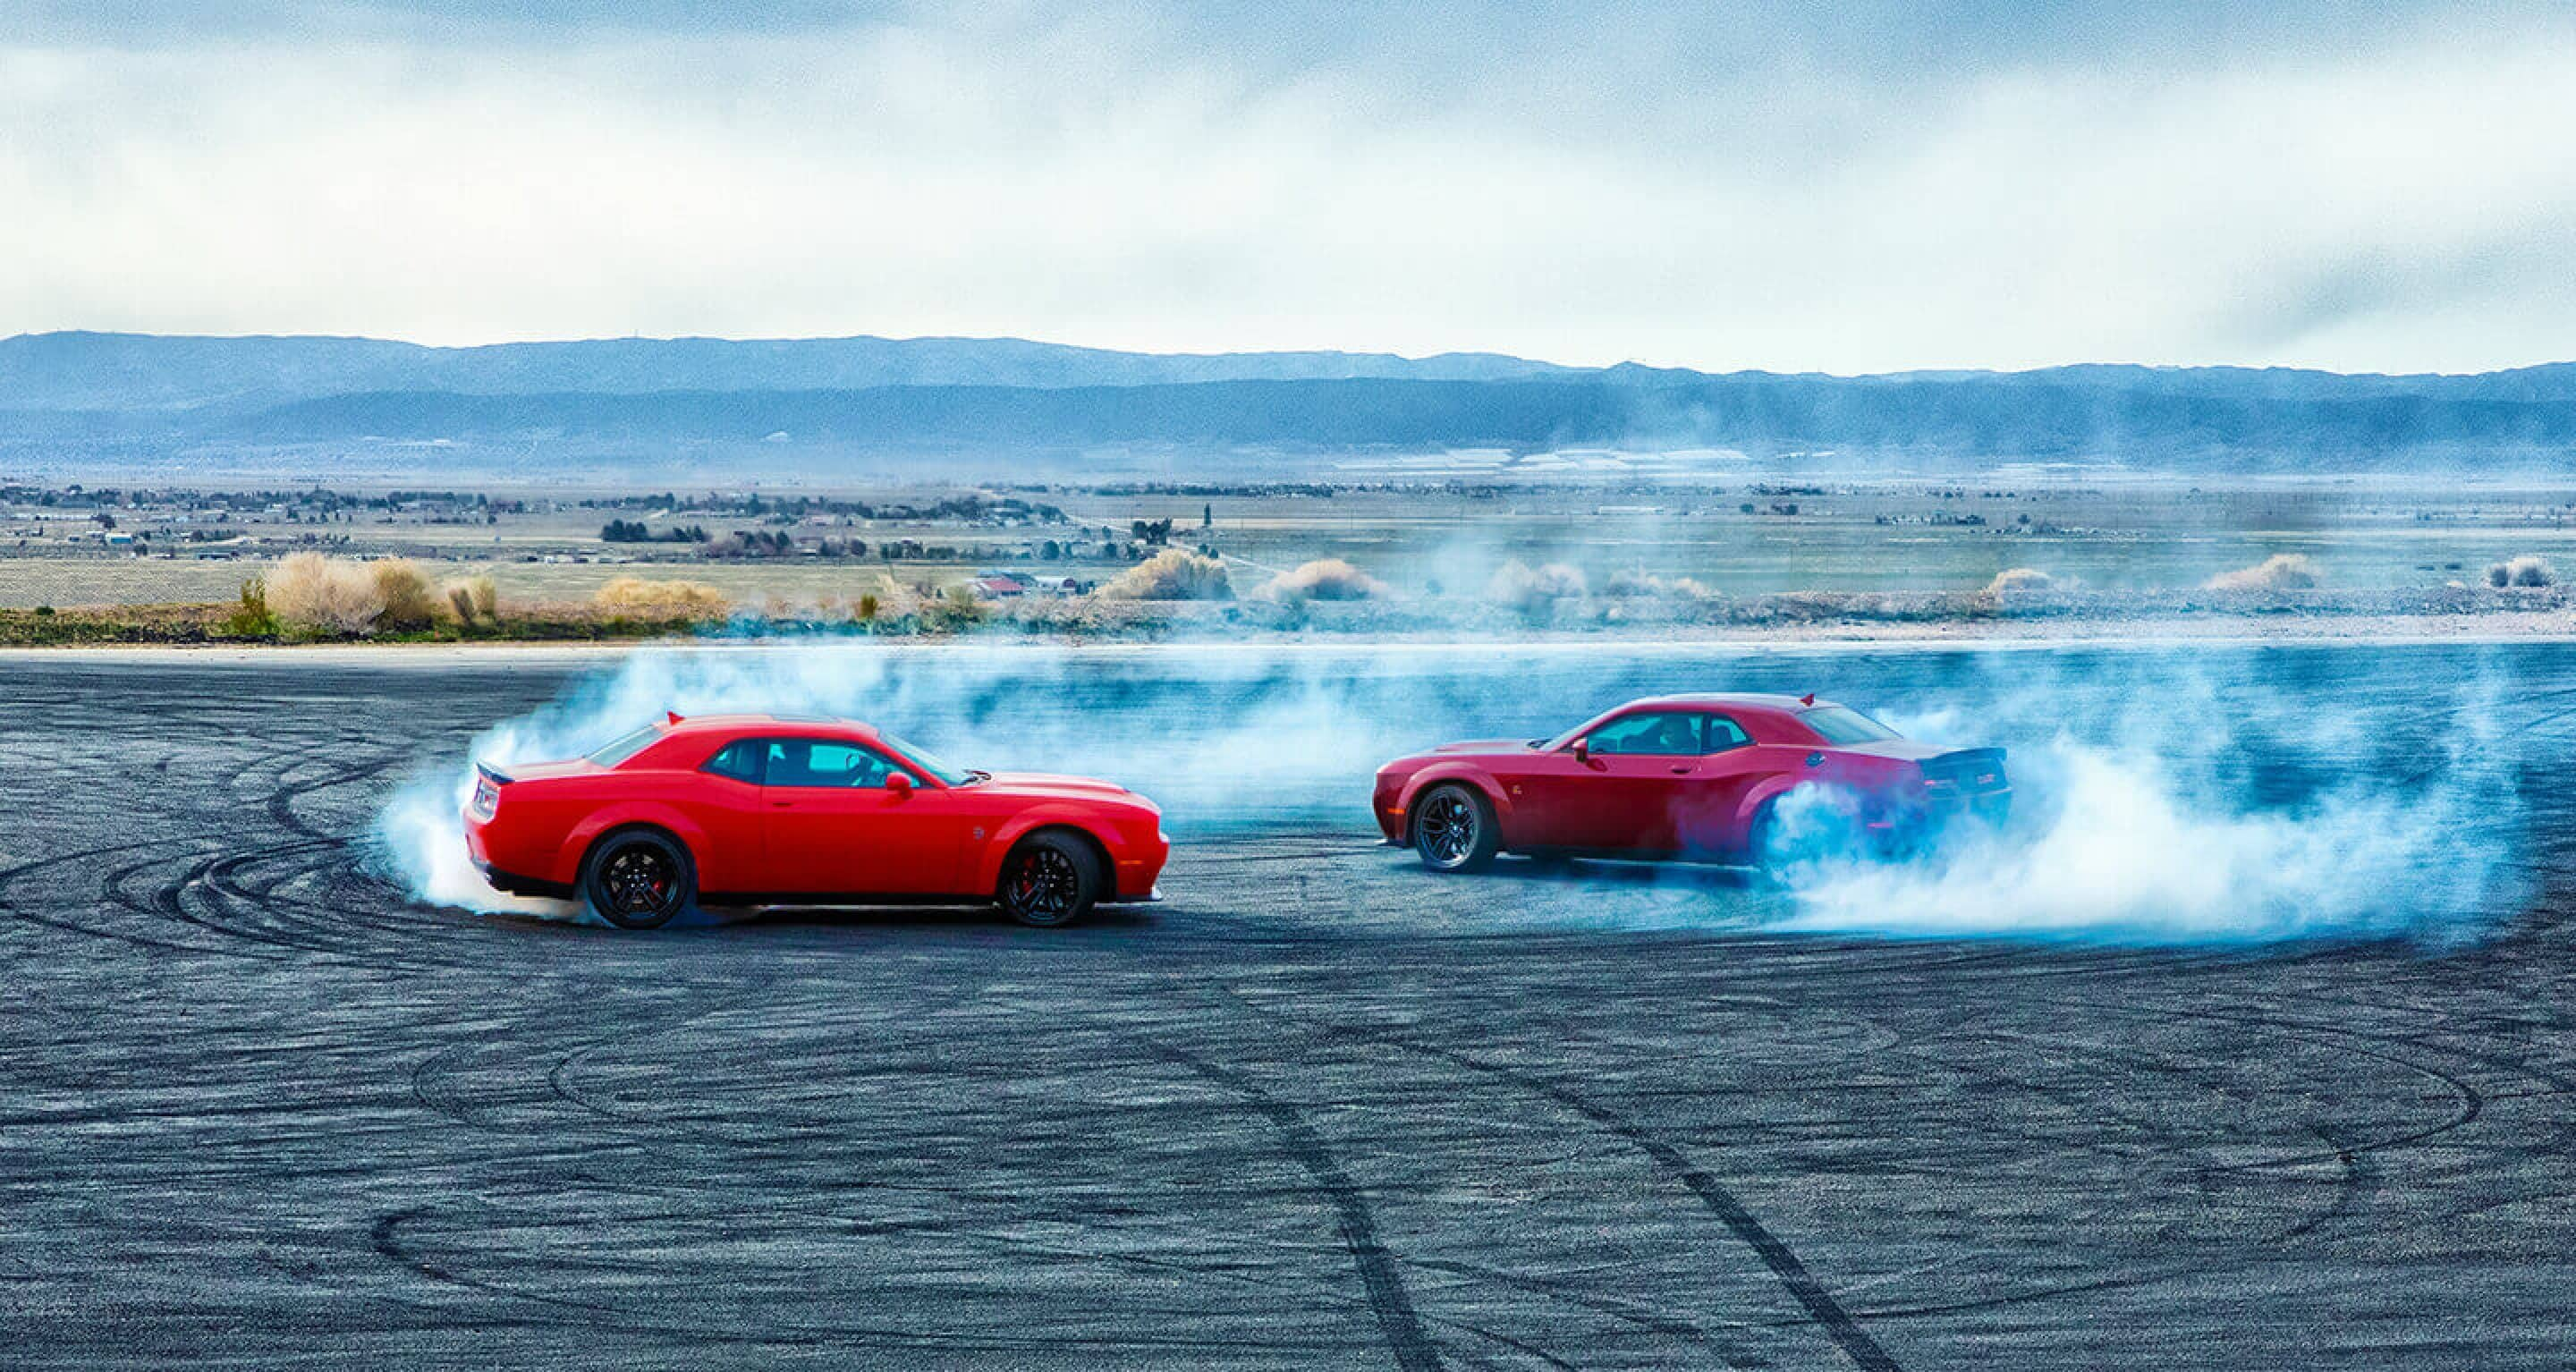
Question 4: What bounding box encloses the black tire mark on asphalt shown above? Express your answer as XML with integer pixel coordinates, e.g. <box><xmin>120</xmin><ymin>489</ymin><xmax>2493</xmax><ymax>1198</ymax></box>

<box><xmin>1228</xmin><ymin>990</ymin><xmax>1902</xmax><ymax>1372</ymax></box>
<box><xmin>1152</xmin><ymin>1040</ymin><xmax>1449</xmax><ymax>1372</ymax></box>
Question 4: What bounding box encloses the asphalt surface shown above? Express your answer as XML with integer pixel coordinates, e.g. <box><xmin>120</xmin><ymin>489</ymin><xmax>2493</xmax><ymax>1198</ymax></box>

<box><xmin>5</xmin><ymin>645</ymin><xmax>2576</xmax><ymax>1369</ymax></box>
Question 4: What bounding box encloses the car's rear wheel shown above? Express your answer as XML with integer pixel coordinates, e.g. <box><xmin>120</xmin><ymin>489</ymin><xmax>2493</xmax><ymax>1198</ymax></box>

<box><xmin>580</xmin><ymin>829</ymin><xmax>695</xmax><ymax>930</ymax></box>
<box><xmin>1412</xmin><ymin>784</ymin><xmax>1498</xmax><ymax>873</ymax></box>
<box><xmin>998</xmin><ymin>831</ymin><xmax>1102</xmax><ymax>927</ymax></box>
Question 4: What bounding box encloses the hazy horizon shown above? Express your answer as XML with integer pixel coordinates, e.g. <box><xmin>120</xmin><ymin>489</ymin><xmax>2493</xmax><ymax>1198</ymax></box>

<box><xmin>8</xmin><ymin>326</ymin><xmax>2573</xmax><ymax>383</ymax></box>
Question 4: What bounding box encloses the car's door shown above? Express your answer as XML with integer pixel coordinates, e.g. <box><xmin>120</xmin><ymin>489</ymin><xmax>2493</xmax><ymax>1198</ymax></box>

<box><xmin>1666</xmin><ymin>714</ymin><xmax>1775</xmax><ymax>857</ymax></box>
<box><xmin>758</xmin><ymin>738</ymin><xmax>966</xmax><ymax>895</ymax></box>
<box><xmin>684</xmin><ymin>737</ymin><xmax>773</xmax><ymax>894</ymax></box>
<box><xmin>1518</xmin><ymin>710</ymin><xmax>1704</xmax><ymax>851</ymax></box>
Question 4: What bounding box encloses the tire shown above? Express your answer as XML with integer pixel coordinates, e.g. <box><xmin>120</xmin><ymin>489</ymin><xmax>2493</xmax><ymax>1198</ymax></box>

<box><xmin>997</xmin><ymin>831</ymin><xmax>1103</xmax><ymax>927</ymax></box>
<box><xmin>1411</xmin><ymin>783</ymin><xmax>1499</xmax><ymax>873</ymax></box>
<box><xmin>1744</xmin><ymin>801</ymin><xmax>1785</xmax><ymax>874</ymax></box>
<box><xmin>580</xmin><ymin>828</ymin><xmax>696</xmax><ymax>931</ymax></box>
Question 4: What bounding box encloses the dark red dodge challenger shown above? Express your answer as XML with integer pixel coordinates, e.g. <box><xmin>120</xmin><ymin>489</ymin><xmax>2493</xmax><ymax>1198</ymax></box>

<box><xmin>465</xmin><ymin>714</ymin><xmax>1168</xmax><ymax>928</ymax></box>
<box><xmin>1373</xmin><ymin>693</ymin><xmax>2008</xmax><ymax>872</ymax></box>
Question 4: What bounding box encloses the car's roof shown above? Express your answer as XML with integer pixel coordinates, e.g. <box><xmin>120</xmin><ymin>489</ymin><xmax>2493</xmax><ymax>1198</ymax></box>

<box><xmin>658</xmin><ymin>713</ymin><xmax>878</xmax><ymax>738</ymax></box>
<box><xmin>1623</xmin><ymin>692</ymin><xmax>1835</xmax><ymax>714</ymax></box>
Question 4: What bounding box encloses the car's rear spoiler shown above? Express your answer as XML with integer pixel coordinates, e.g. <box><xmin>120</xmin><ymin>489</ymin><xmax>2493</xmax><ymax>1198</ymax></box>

<box><xmin>475</xmin><ymin>761</ymin><xmax>516</xmax><ymax>788</ymax></box>
<box><xmin>1921</xmin><ymin>747</ymin><xmax>2008</xmax><ymax>788</ymax></box>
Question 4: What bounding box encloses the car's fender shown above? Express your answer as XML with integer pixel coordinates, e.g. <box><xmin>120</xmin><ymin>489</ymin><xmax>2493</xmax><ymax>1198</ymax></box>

<box><xmin>969</xmin><ymin>804</ymin><xmax>1122</xmax><ymax>894</ymax></box>
<box><xmin>1395</xmin><ymin>763</ymin><xmax>1514</xmax><ymax>838</ymax></box>
<box><xmin>555</xmin><ymin>802</ymin><xmax>714</xmax><ymax>887</ymax></box>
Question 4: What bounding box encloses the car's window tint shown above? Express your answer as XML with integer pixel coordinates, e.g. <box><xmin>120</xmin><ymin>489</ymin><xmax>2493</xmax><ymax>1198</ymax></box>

<box><xmin>701</xmin><ymin>739</ymin><xmax>764</xmax><ymax>783</ymax></box>
<box><xmin>875</xmin><ymin>731</ymin><xmax>973</xmax><ymax>786</ymax></box>
<box><xmin>763</xmin><ymin>739</ymin><xmax>913</xmax><ymax>789</ymax></box>
<box><xmin>1801</xmin><ymin>706</ymin><xmax>1900</xmax><ymax>744</ymax></box>
<box><xmin>1702</xmin><ymin>715</ymin><xmax>1752</xmax><ymax>753</ymax></box>
<box><xmin>1585</xmin><ymin>711</ymin><xmax>1702</xmax><ymax>756</ymax></box>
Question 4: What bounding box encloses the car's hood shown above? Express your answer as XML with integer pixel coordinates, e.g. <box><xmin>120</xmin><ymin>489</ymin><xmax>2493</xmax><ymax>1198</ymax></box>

<box><xmin>972</xmin><ymin>772</ymin><xmax>1153</xmax><ymax>806</ymax></box>
<box><xmin>1427</xmin><ymin>739</ymin><xmax>1538</xmax><ymax>756</ymax></box>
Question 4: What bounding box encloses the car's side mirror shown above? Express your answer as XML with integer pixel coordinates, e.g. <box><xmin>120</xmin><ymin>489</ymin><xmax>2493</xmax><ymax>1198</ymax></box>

<box><xmin>886</xmin><ymin>772</ymin><xmax>915</xmax><ymax>797</ymax></box>
<box><xmin>1571</xmin><ymin>737</ymin><xmax>1591</xmax><ymax>764</ymax></box>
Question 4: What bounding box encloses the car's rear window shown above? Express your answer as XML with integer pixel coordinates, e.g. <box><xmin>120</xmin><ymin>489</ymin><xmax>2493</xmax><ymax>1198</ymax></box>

<box><xmin>585</xmin><ymin>724</ymin><xmax>664</xmax><ymax>767</ymax></box>
<box><xmin>1801</xmin><ymin>706</ymin><xmax>1899</xmax><ymax>744</ymax></box>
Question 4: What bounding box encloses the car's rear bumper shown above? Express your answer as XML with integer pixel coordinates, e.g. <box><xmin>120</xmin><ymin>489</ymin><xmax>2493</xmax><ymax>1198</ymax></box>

<box><xmin>472</xmin><ymin>857</ymin><xmax>572</xmax><ymax>901</ymax></box>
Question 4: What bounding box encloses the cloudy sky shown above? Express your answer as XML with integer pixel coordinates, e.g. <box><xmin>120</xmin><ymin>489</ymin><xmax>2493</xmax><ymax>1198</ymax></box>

<box><xmin>4</xmin><ymin>1</ymin><xmax>2572</xmax><ymax>372</ymax></box>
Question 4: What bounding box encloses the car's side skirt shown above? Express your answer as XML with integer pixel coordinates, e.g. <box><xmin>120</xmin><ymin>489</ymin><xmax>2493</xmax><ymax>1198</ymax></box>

<box><xmin>699</xmin><ymin>890</ymin><xmax>1156</xmax><ymax>909</ymax></box>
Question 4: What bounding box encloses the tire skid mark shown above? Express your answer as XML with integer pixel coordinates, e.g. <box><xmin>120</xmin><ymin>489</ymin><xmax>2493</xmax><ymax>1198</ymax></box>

<box><xmin>1227</xmin><ymin>989</ymin><xmax>1903</xmax><ymax>1372</ymax></box>
<box><xmin>1151</xmin><ymin>1040</ymin><xmax>1451</xmax><ymax>1372</ymax></box>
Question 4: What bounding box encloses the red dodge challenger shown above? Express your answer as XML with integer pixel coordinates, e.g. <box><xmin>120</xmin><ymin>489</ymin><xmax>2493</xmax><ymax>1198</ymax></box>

<box><xmin>464</xmin><ymin>713</ymin><xmax>1168</xmax><ymax>928</ymax></box>
<box><xmin>1372</xmin><ymin>693</ymin><xmax>2008</xmax><ymax>872</ymax></box>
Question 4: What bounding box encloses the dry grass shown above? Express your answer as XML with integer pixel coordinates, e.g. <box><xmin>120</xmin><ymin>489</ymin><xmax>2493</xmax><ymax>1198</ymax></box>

<box><xmin>1097</xmin><ymin>550</ymin><xmax>1233</xmax><ymax>600</ymax></box>
<box><xmin>1260</xmin><ymin>558</ymin><xmax>1388</xmax><ymax>602</ymax></box>
<box><xmin>267</xmin><ymin>553</ymin><xmax>387</xmax><ymax>635</ymax></box>
<box><xmin>2205</xmin><ymin>554</ymin><xmax>2321</xmax><ymax>592</ymax></box>
<box><xmin>590</xmin><ymin>575</ymin><xmax>732</xmax><ymax>621</ymax></box>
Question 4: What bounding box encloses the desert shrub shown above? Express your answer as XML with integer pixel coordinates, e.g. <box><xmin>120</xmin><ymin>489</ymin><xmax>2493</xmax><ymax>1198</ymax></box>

<box><xmin>1487</xmin><ymin>560</ymin><xmax>1587</xmax><ymax>611</ymax></box>
<box><xmin>222</xmin><ymin>575</ymin><xmax>277</xmax><ymax>637</ymax></box>
<box><xmin>2487</xmin><ymin>555</ymin><xmax>2556</xmax><ymax>589</ymax></box>
<box><xmin>1984</xmin><ymin>567</ymin><xmax>2054</xmax><ymax>596</ymax></box>
<box><xmin>437</xmin><ymin>574</ymin><xmax>499</xmax><ymax>627</ymax></box>
<box><xmin>855</xmin><ymin>592</ymin><xmax>882</xmax><ymax>622</ymax></box>
<box><xmin>267</xmin><ymin>553</ymin><xmax>387</xmax><ymax>635</ymax></box>
<box><xmin>1097</xmin><ymin>549</ymin><xmax>1233</xmax><ymax>600</ymax></box>
<box><xmin>591</xmin><ymin>575</ymin><xmax>731</xmax><ymax>621</ymax></box>
<box><xmin>370</xmin><ymin>558</ymin><xmax>442</xmax><ymax>630</ymax></box>
<box><xmin>1261</xmin><ymin>558</ymin><xmax>1387</xmax><ymax>602</ymax></box>
<box><xmin>2204</xmin><ymin>554</ymin><xmax>2320</xmax><ymax>592</ymax></box>
<box><xmin>920</xmin><ymin>585</ymin><xmax>987</xmax><ymax>631</ymax></box>
<box><xmin>1601</xmin><ymin>568</ymin><xmax>1712</xmax><ymax>600</ymax></box>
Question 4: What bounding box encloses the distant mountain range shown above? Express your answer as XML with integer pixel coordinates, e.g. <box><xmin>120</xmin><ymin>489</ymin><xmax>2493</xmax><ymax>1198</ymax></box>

<box><xmin>4</xmin><ymin>331</ymin><xmax>2572</xmax><ymax>475</ymax></box>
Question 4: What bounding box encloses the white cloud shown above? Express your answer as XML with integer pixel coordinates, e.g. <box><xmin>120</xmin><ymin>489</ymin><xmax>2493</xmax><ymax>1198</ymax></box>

<box><xmin>2</xmin><ymin>11</ymin><xmax>2572</xmax><ymax>371</ymax></box>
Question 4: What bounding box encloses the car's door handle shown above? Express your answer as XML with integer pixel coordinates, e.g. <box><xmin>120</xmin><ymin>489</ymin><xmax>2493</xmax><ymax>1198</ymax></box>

<box><xmin>768</xmin><ymin>798</ymin><xmax>795</xmax><ymax>809</ymax></box>
<box><xmin>1669</xmin><ymin>766</ymin><xmax>1694</xmax><ymax>775</ymax></box>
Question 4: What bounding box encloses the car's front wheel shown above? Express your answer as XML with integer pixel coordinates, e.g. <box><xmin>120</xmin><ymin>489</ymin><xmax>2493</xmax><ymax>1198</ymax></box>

<box><xmin>1412</xmin><ymin>783</ymin><xmax>1498</xmax><ymax>873</ymax></box>
<box><xmin>998</xmin><ymin>831</ymin><xmax>1103</xmax><ymax>927</ymax></box>
<box><xmin>580</xmin><ymin>828</ymin><xmax>696</xmax><ymax>930</ymax></box>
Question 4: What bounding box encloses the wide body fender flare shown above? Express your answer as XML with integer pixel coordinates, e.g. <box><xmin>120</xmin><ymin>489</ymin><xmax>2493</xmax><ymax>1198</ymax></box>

<box><xmin>970</xmin><ymin>804</ymin><xmax>1122</xmax><ymax>894</ymax></box>
<box><xmin>1394</xmin><ymin>764</ymin><xmax>1514</xmax><ymax>841</ymax></box>
<box><xmin>555</xmin><ymin>803</ymin><xmax>716</xmax><ymax>888</ymax></box>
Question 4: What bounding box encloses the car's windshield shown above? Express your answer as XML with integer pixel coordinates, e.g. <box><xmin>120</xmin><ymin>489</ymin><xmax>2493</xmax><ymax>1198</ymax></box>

<box><xmin>877</xmin><ymin>731</ymin><xmax>977</xmax><ymax>786</ymax></box>
<box><xmin>1801</xmin><ymin>706</ymin><xmax>1900</xmax><ymax>744</ymax></box>
<box><xmin>585</xmin><ymin>724</ymin><xmax>663</xmax><ymax>767</ymax></box>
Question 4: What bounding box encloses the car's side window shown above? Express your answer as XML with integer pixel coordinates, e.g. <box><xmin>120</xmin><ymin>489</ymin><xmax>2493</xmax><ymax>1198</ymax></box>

<box><xmin>1701</xmin><ymin>715</ymin><xmax>1752</xmax><ymax>753</ymax></box>
<box><xmin>1584</xmin><ymin>711</ymin><xmax>1702</xmax><ymax>756</ymax></box>
<box><xmin>701</xmin><ymin>739</ymin><xmax>766</xmax><ymax>783</ymax></box>
<box><xmin>763</xmin><ymin>739</ymin><xmax>914</xmax><ymax>789</ymax></box>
